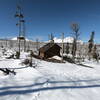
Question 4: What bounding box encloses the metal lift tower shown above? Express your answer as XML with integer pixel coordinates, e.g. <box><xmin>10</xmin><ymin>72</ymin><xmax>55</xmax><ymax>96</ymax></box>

<box><xmin>15</xmin><ymin>5</ymin><xmax>26</xmax><ymax>55</ymax></box>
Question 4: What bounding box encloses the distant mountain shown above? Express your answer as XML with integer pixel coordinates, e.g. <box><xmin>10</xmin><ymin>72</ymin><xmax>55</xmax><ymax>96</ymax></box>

<box><xmin>52</xmin><ymin>37</ymin><xmax>83</xmax><ymax>44</ymax></box>
<box><xmin>11</xmin><ymin>37</ymin><xmax>83</xmax><ymax>44</ymax></box>
<box><xmin>11</xmin><ymin>37</ymin><xmax>30</xmax><ymax>41</ymax></box>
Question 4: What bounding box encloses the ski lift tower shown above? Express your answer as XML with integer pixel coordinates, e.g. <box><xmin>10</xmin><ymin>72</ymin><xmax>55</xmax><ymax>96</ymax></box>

<box><xmin>15</xmin><ymin>5</ymin><xmax>26</xmax><ymax>54</ymax></box>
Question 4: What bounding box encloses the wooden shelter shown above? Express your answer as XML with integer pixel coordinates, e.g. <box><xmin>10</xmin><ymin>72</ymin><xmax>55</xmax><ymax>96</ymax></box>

<box><xmin>39</xmin><ymin>43</ymin><xmax>61</xmax><ymax>59</ymax></box>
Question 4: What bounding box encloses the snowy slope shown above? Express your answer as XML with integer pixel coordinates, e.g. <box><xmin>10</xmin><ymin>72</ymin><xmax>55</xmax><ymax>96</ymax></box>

<box><xmin>0</xmin><ymin>53</ymin><xmax>100</xmax><ymax>100</ymax></box>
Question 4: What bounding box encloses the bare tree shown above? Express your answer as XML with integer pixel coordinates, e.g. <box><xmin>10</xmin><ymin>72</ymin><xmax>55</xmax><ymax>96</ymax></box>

<box><xmin>49</xmin><ymin>33</ymin><xmax>54</xmax><ymax>43</ymax></box>
<box><xmin>71</xmin><ymin>23</ymin><xmax>80</xmax><ymax>60</ymax></box>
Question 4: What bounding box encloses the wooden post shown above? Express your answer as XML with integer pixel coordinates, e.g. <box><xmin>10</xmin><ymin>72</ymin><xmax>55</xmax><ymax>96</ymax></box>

<box><xmin>62</xmin><ymin>33</ymin><xmax>64</xmax><ymax>62</ymax></box>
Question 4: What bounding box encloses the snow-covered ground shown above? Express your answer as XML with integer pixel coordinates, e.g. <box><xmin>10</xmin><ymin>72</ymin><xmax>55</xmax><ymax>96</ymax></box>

<box><xmin>0</xmin><ymin>52</ymin><xmax>100</xmax><ymax>100</ymax></box>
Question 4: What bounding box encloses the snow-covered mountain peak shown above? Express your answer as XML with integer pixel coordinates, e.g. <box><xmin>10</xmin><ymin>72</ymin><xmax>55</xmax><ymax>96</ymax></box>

<box><xmin>53</xmin><ymin>37</ymin><xmax>83</xmax><ymax>44</ymax></box>
<box><xmin>11</xmin><ymin>37</ymin><xmax>30</xmax><ymax>41</ymax></box>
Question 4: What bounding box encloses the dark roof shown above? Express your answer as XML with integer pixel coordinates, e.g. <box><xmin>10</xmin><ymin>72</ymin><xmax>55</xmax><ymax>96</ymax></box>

<box><xmin>39</xmin><ymin>43</ymin><xmax>61</xmax><ymax>52</ymax></box>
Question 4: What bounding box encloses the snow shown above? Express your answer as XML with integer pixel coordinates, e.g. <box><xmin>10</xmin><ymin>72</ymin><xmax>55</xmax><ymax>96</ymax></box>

<box><xmin>49</xmin><ymin>56</ymin><xmax>62</xmax><ymax>60</ymax></box>
<box><xmin>0</xmin><ymin>59</ymin><xmax>22</xmax><ymax>69</ymax></box>
<box><xmin>11</xmin><ymin>36</ymin><xmax>83</xmax><ymax>44</ymax></box>
<box><xmin>53</xmin><ymin>37</ymin><xmax>83</xmax><ymax>44</ymax></box>
<box><xmin>0</xmin><ymin>52</ymin><xmax>100</xmax><ymax>100</ymax></box>
<box><xmin>11</xmin><ymin>37</ymin><xmax>30</xmax><ymax>41</ymax></box>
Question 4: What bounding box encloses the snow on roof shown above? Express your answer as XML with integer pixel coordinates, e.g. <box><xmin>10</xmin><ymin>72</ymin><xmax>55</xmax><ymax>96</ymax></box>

<box><xmin>50</xmin><ymin>56</ymin><xmax>62</xmax><ymax>60</ymax></box>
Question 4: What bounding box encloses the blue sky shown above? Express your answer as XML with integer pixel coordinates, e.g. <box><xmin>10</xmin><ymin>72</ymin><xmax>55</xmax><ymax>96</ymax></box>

<box><xmin>0</xmin><ymin>0</ymin><xmax>100</xmax><ymax>43</ymax></box>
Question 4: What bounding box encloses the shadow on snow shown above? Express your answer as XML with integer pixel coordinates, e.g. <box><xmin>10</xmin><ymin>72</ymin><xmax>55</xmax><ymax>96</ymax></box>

<box><xmin>0</xmin><ymin>78</ymin><xmax>100</xmax><ymax>96</ymax></box>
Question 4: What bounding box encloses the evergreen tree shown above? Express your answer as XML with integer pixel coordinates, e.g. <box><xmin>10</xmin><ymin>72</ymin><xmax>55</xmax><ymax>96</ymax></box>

<box><xmin>88</xmin><ymin>31</ymin><xmax>95</xmax><ymax>60</ymax></box>
<box><xmin>88</xmin><ymin>31</ymin><xmax>94</xmax><ymax>53</ymax></box>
